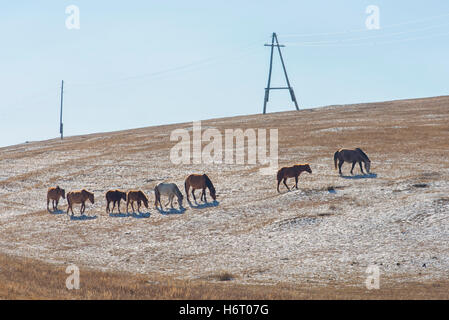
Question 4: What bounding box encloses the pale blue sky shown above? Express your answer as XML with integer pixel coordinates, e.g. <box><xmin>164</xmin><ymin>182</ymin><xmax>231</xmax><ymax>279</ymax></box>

<box><xmin>1</xmin><ymin>1</ymin><xmax>448</xmax><ymax>147</ymax></box>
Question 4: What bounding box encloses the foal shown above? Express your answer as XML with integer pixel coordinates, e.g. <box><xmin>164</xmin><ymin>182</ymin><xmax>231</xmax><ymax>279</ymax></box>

<box><xmin>276</xmin><ymin>164</ymin><xmax>312</xmax><ymax>192</ymax></box>
<box><xmin>47</xmin><ymin>186</ymin><xmax>65</xmax><ymax>211</ymax></box>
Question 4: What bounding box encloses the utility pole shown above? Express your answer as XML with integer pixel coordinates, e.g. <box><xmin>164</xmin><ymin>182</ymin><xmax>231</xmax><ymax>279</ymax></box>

<box><xmin>60</xmin><ymin>80</ymin><xmax>64</xmax><ymax>140</ymax></box>
<box><xmin>263</xmin><ymin>32</ymin><xmax>299</xmax><ymax>114</ymax></box>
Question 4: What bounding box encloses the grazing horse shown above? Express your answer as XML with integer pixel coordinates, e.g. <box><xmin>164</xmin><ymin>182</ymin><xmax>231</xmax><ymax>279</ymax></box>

<box><xmin>277</xmin><ymin>164</ymin><xmax>312</xmax><ymax>193</ymax></box>
<box><xmin>126</xmin><ymin>190</ymin><xmax>149</xmax><ymax>213</ymax></box>
<box><xmin>184</xmin><ymin>174</ymin><xmax>217</xmax><ymax>203</ymax></box>
<box><xmin>47</xmin><ymin>186</ymin><xmax>65</xmax><ymax>211</ymax></box>
<box><xmin>154</xmin><ymin>183</ymin><xmax>184</xmax><ymax>210</ymax></box>
<box><xmin>106</xmin><ymin>190</ymin><xmax>127</xmax><ymax>214</ymax></box>
<box><xmin>334</xmin><ymin>148</ymin><xmax>371</xmax><ymax>175</ymax></box>
<box><xmin>67</xmin><ymin>189</ymin><xmax>94</xmax><ymax>216</ymax></box>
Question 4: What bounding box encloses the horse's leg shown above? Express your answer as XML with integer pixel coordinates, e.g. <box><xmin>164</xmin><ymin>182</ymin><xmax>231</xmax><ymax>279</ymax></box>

<box><xmin>338</xmin><ymin>160</ymin><xmax>344</xmax><ymax>175</ymax></box>
<box><xmin>350</xmin><ymin>162</ymin><xmax>356</xmax><ymax>175</ymax></box>
<box><xmin>277</xmin><ymin>179</ymin><xmax>282</xmax><ymax>193</ymax></box>
<box><xmin>283</xmin><ymin>178</ymin><xmax>290</xmax><ymax>191</ymax></box>
<box><xmin>185</xmin><ymin>182</ymin><xmax>190</xmax><ymax>202</ymax></box>
<box><xmin>359</xmin><ymin>161</ymin><xmax>365</xmax><ymax>174</ymax></box>
<box><xmin>117</xmin><ymin>200</ymin><xmax>121</xmax><ymax>214</ymax></box>
<box><xmin>294</xmin><ymin>175</ymin><xmax>299</xmax><ymax>189</ymax></box>
<box><xmin>167</xmin><ymin>195</ymin><xmax>174</xmax><ymax>208</ymax></box>
<box><xmin>192</xmin><ymin>189</ymin><xmax>197</xmax><ymax>202</ymax></box>
<box><xmin>131</xmin><ymin>201</ymin><xmax>135</xmax><ymax>213</ymax></box>
<box><xmin>203</xmin><ymin>188</ymin><xmax>207</xmax><ymax>202</ymax></box>
<box><xmin>126</xmin><ymin>199</ymin><xmax>130</xmax><ymax>213</ymax></box>
<box><xmin>81</xmin><ymin>201</ymin><xmax>85</xmax><ymax>214</ymax></box>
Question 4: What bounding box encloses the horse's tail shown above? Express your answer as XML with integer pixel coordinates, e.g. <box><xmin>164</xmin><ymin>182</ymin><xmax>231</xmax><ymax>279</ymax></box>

<box><xmin>66</xmin><ymin>193</ymin><xmax>71</xmax><ymax>214</ymax></box>
<box><xmin>276</xmin><ymin>168</ymin><xmax>283</xmax><ymax>182</ymax></box>
<box><xmin>185</xmin><ymin>178</ymin><xmax>189</xmax><ymax>196</ymax></box>
<box><xmin>334</xmin><ymin>151</ymin><xmax>339</xmax><ymax>169</ymax></box>
<box><xmin>154</xmin><ymin>186</ymin><xmax>160</xmax><ymax>207</ymax></box>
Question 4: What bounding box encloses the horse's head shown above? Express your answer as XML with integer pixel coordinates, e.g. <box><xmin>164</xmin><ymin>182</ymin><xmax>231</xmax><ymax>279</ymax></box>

<box><xmin>210</xmin><ymin>187</ymin><xmax>217</xmax><ymax>201</ymax></box>
<box><xmin>305</xmin><ymin>164</ymin><xmax>312</xmax><ymax>174</ymax></box>
<box><xmin>365</xmin><ymin>160</ymin><xmax>371</xmax><ymax>173</ymax></box>
<box><xmin>61</xmin><ymin>188</ymin><xmax>66</xmax><ymax>199</ymax></box>
<box><xmin>177</xmin><ymin>191</ymin><xmax>184</xmax><ymax>208</ymax></box>
<box><xmin>121</xmin><ymin>191</ymin><xmax>127</xmax><ymax>201</ymax></box>
<box><xmin>88</xmin><ymin>192</ymin><xmax>95</xmax><ymax>204</ymax></box>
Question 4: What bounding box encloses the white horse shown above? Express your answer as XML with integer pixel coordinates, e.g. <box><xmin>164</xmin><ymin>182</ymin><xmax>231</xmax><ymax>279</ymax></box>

<box><xmin>154</xmin><ymin>183</ymin><xmax>184</xmax><ymax>210</ymax></box>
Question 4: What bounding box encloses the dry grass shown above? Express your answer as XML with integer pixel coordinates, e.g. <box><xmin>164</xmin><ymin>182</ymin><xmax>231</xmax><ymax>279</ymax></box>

<box><xmin>1</xmin><ymin>253</ymin><xmax>448</xmax><ymax>299</ymax></box>
<box><xmin>1</xmin><ymin>96</ymin><xmax>449</xmax><ymax>299</ymax></box>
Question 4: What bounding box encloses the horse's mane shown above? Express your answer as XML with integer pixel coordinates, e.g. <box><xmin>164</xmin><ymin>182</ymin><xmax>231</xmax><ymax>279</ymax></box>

<box><xmin>174</xmin><ymin>185</ymin><xmax>183</xmax><ymax>199</ymax></box>
<box><xmin>203</xmin><ymin>174</ymin><xmax>215</xmax><ymax>192</ymax></box>
<box><xmin>295</xmin><ymin>163</ymin><xmax>309</xmax><ymax>167</ymax></box>
<box><xmin>355</xmin><ymin>148</ymin><xmax>370</xmax><ymax>162</ymax></box>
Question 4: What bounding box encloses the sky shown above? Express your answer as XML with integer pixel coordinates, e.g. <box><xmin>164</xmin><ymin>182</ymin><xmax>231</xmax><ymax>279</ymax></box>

<box><xmin>1</xmin><ymin>0</ymin><xmax>448</xmax><ymax>147</ymax></box>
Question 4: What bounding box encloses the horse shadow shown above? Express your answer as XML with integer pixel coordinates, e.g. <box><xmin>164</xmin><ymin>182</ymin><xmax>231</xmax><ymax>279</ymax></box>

<box><xmin>156</xmin><ymin>206</ymin><xmax>186</xmax><ymax>215</ymax></box>
<box><xmin>69</xmin><ymin>214</ymin><xmax>97</xmax><ymax>221</ymax></box>
<box><xmin>109</xmin><ymin>212</ymin><xmax>131</xmax><ymax>218</ymax></box>
<box><xmin>49</xmin><ymin>209</ymin><xmax>65</xmax><ymax>215</ymax></box>
<box><xmin>131</xmin><ymin>211</ymin><xmax>151</xmax><ymax>219</ymax></box>
<box><xmin>341</xmin><ymin>173</ymin><xmax>378</xmax><ymax>179</ymax></box>
<box><xmin>109</xmin><ymin>211</ymin><xmax>151</xmax><ymax>218</ymax></box>
<box><xmin>188</xmin><ymin>200</ymin><xmax>220</xmax><ymax>209</ymax></box>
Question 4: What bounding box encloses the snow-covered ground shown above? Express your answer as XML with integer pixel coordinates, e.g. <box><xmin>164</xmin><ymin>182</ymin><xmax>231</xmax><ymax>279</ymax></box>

<box><xmin>0</xmin><ymin>96</ymin><xmax>448</xmax><ymax>286</ymax></box>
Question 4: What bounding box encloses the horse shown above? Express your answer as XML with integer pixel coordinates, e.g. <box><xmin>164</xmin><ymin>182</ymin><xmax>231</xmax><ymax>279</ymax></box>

<box><xmin>66</xmin><ymin>189</ymin><xmax>94</xmax><ymax>216</ymax></box>
<box><xmin>126</xmin><ymin>190</ymin><xmax>149</xmax><ymax>213</ymax></box>
<box><xmin>334</xmin><ymin>148</ymin><xmax>371</xmax><ymax>175</ymax></box>
<box><xmin>184</xmin><ymin>174</ymin><xmax>217</xmax><ymax>203</ymax></box>
<box><xmin>154</xmin><ymin>183</ymin><xmax>184</xmax><ymax>210</ymax></box>
<box><xmin>105</xmin><ymin>190</ymin><xmax>127</xmax><ymax>214</ymax></box>
<box><xmin>47</xmin><ymin>186</ymin><xmax>65</xmax><ymax>211</ymax></box>
<box><xmin>276</xmin><ymin>164</ymin><xmax>312</xmax><ymax>193</ymax></box>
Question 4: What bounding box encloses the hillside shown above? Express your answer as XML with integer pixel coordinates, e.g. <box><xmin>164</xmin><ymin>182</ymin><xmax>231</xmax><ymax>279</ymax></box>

<box><xmin>0</xmin><ymin>96</ymin><xmax>448</xmax><ymax>298</ymax></box>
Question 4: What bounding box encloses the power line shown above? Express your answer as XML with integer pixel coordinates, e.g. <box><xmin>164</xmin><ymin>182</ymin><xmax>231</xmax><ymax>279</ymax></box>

<box><xmin>282</xmin><ymin>12</ymin><xmax>449</xmax><ymax>38</ymax></box>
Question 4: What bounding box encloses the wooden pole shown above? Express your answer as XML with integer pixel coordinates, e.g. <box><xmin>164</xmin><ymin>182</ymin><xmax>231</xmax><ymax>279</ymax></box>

<box><xmin>60</xmin><ymin>80</ymin><xmax>64</xmax><ymax>140</ymax></box>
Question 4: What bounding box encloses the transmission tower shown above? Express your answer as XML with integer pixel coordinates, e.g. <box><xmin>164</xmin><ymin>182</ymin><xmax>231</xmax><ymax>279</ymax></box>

<box><xmin>263</xmin><ymin>32</ymin><xmax>299</xmax><ymax>114</ymax></box>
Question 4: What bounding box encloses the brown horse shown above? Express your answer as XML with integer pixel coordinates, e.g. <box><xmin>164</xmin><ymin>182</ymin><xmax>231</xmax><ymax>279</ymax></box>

<box><xmin>67</xmin><ymin>189</ymin><xmax>94</xmax><ymax>216</ymax></box>
<box><xmin>126</xmin><ymin>190</ymin><xmax>149</xmax><ymax>213</ymax></box>
<box><xmin>334</xmin><ymin>148</ymin><xmax>371</xmax><ymax>175</ymax></box>
<box><xmin>277</xmin><ymin>164</ymin><xmax>312</xmax><ymax>192</ymax></box>
<box><xmin>185</xmin><ymin>174</ymin><xmax>217</xmax><ymax>203</ymax></box>
<box><xmin>47</xmin><ymin>186</ymin><xmax>65</xmax><ymax>211</ymax></box>
<box><xmin>105</xmin><ymin>190</ymin><xmax>127</xmax><ymax>214</ymax></box>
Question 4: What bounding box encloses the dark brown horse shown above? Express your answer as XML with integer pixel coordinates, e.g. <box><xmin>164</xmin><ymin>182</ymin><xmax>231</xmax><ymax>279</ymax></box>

<box><xmin>47</xmin><ymin>186</ymin><xmax>65</xmax><ymax>211</ymax></box>
<box><xmin>185</xmin><ymin>174</ymin><xmax>217</xmax><ymax>203</ymax></box>
<box><xmin>334</xmin><ymin>148</ymin><xmax>371</xmax><ymax>175</ymax></box>
<box><xmin>126</xmin><ymin>190</ymin><xmax>149</xmax><ymax>213</ymax></box>
<box><xmin>67</xmin><ymin>189</ymin><xmax>94</xmax><ymax>215</ymax></box>
<box><xmin>105</xmin><ymin>190</ymin><xmax>127</xmax><ymax>214</ymax></box>
<box><xmin>277</xmin><ymin>164</ymin><xmax>312</xmax><ymax>192</ymax></box>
